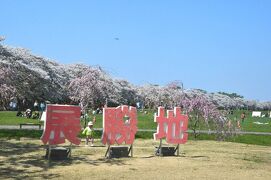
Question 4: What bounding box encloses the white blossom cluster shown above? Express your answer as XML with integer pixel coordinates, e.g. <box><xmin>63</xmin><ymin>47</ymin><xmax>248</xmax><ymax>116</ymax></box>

<box><xmin>1</xmin><ymin>43</ymin><xmax>270</xmax><ymax>111</ymax></box>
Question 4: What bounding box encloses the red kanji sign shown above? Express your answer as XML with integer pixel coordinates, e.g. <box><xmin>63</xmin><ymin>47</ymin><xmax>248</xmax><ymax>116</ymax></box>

<box><xmin>41</xmin><ymin>105</ymin><xmax>81</xmax><ymax>145</ymax></box>
<box><xmin>102</xmin><ymin>105</ymin><xmax>137</xmax><ymax>145</ymax></box>
<box><xmin>154</xmin><ymin>107</ymin><xmax>188</xmax><ymax>144</ymax></box>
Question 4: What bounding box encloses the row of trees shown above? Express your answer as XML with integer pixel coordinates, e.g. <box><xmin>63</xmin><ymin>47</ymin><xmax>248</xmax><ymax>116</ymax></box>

<box><xmin>0</xmin><ymin>44</ymin><xmax>271</xmax><ymax>110</ymax></box>
<box><xmin>1</xmin><ymin>42</ymin><xmax>270</xmax><ymax>138</ymax></box>
<box><xmin>1</xmin><ymin>43</ymin><xmax>271</xmax><ymax>111</ymax></box>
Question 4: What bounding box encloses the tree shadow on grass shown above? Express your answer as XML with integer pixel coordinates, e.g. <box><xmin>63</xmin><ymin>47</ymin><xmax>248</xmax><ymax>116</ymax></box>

<box><xmin>141</xmin><ymin>155</ymin><xmax>156</xmax><ymax>159</ymax></box>
<box><xmin>0</xmin><ymin>166</ymin><xmax>59</xmax><ymax>180</ymax></box>
<box><xmin>0</xmin><ymin>140</ymin><xmax>58</xmax><ymax>179</ymax></box>
<box><xmin>190</xmin><ymin>155</ymin><xmax>209</xmax><ymax>159</ymax></box>
<box><xmin>73</xmin><ymin>157</ymin><xmax>127</xmax><ymax>166</ymax></box>
<box><xmin>34</xmin><ymin>156</ymin><xmax>129</xmax><ymax>168</ymax></box>
<box><xmin>0</xmin><ymin>140</ymin><xmax>44</xmax><ymax>156</ymax></box>
<box><xmin>0</xmin><ymin>140</ymin><xmax>129</xmax><ymax>179</ymax></box>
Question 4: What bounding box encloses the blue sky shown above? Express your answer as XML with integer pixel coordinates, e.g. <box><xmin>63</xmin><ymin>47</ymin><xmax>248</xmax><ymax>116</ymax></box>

<box><xmin>1</xmin><ymin>0</ymin><xmax>271</xmax><ymax>101</ymax></box>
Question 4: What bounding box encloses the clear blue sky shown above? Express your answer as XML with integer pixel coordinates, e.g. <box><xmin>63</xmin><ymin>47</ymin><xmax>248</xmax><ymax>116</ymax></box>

<box><xmin>1</xmin><ymin>0</ymin><xmax>271</xmax><ymax>101</ymax></box>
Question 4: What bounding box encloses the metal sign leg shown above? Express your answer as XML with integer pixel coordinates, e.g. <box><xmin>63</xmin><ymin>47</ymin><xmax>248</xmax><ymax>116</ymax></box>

<box><xmin>69</xmin><ymin>143</ymin><xmax>72</xmax><ymax>158</ymax></box>
<box><xmin>128</xmin><ymin>144</ymin><xmax>133</xmax><ymax>157</ymax></box>
<box><xmin>48</xmin><ymin>145</ymin><xmax>52</xmax><ymax>160</ymax></box>
<box><xmin>105</xmin><ymin>145</ymin><xmax>111</xmax><ymax>158</ymax></box>
<box><xmin>156</xmin><ymin>139</ymin><xmax>163</xmax><ymax>156</ymax></box>
<box><xmin>175</xmin><ymin>144</ymin><xmax>180</xmax><ymax>156</ymax></box>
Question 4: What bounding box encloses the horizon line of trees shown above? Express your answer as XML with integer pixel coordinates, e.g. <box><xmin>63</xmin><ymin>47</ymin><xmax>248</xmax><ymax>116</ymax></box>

<box><xmin>1</xmin><ymin>42</ymin><xmax>271</xmax><ymax>112</ymax></box>
<box><xmin>3</xmin><ymin>41</ymin><xmax>271</xmax><ymax>139</ymax></box>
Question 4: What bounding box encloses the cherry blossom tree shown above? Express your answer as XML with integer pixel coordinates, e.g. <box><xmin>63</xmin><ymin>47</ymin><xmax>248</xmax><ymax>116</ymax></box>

<box><xmin>1</xmin><ymin>42</ymin><xmax>270</xmax><ymax>112</ymax></box>
<box><xmin>68</xmin><ymin>66</ymin><xmax>121</xmax><ymax>110</ymax></box>
<box><xmin>0</xmin><ymin>67</ymin><xmax>16</xmax><ymax>110</ymax></box>
<box><xmin>136</xmin><ymin>81</ymin><xmax>184</xmax><ymax>110</ymax></box>
<box><xmin>181</xmin><ymin>95</ymin><xmax>230</xmax><ymax>139</ymax></box>
<box><xmin>0</xmin><ymin>44</ymin><xmax>70</xmax><ymax>110</ymax></box>
<box><xmin>162</xmin><ymin>81</ymin><xmax>184</xmax><ymax>108</ymax></box>
<box><xmin>136</xmin><ymin>84</ymin><xmax>163</xmax><ymax>109</ymax></box>
<box><xmin>0</xmin><ymin>36</ymin><xmax>5</xmax><ymax>42</ymax></box>
<box><xmin>114</xmin><ymin>79</ymin><xmax>137</xmax><ymax>106</ymax></box>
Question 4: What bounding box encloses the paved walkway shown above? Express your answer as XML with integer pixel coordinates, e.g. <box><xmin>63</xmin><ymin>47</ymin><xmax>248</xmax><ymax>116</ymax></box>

<box><xmin>0</xmin><ymin>125</ymin><xmax>270</xmax><ymax>135</ymax></box>
<box><xmin>0</xmin><ymin>125</ymin><xmax>42</xmax><ymax>130</ymax></box>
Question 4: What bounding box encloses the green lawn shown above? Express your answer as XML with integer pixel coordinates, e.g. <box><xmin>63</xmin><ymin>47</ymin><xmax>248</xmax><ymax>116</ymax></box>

<box><xmin>228</xmin><ymin>110</ymin><xmax>271</xmax><ymax>132</ymax></box>
<box><xmin>1</xmin><ymin>110</ymin><xmax>271</xmax><ymax>146</ymax></box>
<box><xmin>0</xmin><ymin>111</ymin><xmax>42</xmax><ymax>125</ymax></box>
<box><xmin>0</xmin><ymin>110</ymin><xmax>158</xmax><ymax>129</ymax></box>
<box><xmin>1</xmin><ymin>129</ymin><xmax>270</xmax><ymax>146</ymax></box>
<box><xmin>1</xmin><ymin>110</ymin><xmax>271</xmax><ymax>133</ymax></box>
<box><xmin>94</xmin><ymin>110</ymin><xmax>157</xmax><ymax>129</ymax></box>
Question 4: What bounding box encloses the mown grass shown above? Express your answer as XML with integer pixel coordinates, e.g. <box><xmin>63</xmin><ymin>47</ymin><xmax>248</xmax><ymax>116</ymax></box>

<box><xmin>228</xmin><ymin>110</ymin><xmax>271</xmax><ymax>132</ymax></box>
<box><xmin>227</xmin><ymin>134</ymin><xmax>271</xmax><ymax>146</ymax></box>
<box><xmin>0</xmin><ymin>111</ymin><xmax>42</xmax><ymax>125</ymax></box>
<box><xmin>2</xmin><ymin>110</ymin><xmax>271</xmax><ymax>132</ymax></box>
<box><xmin>1</xmin><ymin>129</ymin><xmax>270</xmax><ymax>146</ymax></box>
<box><xmin>1</xmin><ymin>110</ymin><xmax>271</xmax><ymax>146</ymax></box>
<box><xmin>0</xmin><ymin>110</ymin><xmax>270</xmax><ymax>130</ymax></box>
<box><xmin>0</xmin><ymin>129</ymin><xmax>43</xmax><ymax>140</ymax></box>
<box><xmin>1</xmin><ymin>139</ymin><xmax>270</xmax><ymax>180</ymax></box>
<box><xmin>79</xmin><ymin>109</ymin><xmax>271</xmax><ymax>133</ymax></box>
<box><xmin>0</xmin><ymin>110</ymin><xmax>158</xmax><ymax>129</ymax></box>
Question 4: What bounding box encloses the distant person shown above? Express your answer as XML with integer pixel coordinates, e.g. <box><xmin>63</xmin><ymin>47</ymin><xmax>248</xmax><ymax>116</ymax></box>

<box><xmin>16</xmin><ymin>111</ymin><xmax>23</xmax><ymax>117</ymax></box>
<box><xmin>32</xmin><ymin>111</ymin><xmax>39</xmax><ymax>119</ymax></box>
<box><xmin>228</xmin><ymin>119</ymin><xmax>232</xmax><ymax>128</ymax></box>
<box><xmin>237</xmin><ymin>120</ymin><xmax>241</xmax><ymax>129</ymax></box>
<box><xmin>234</xmin><ymin>117</ymin><xmax>241</xmax><ymax>129</ymax></box>
<box><xmin>22</xmin><ymin>99</ymin><xmax>27</xmax><ymax>111</ymax></box>
<box><xmin>9</xmin><ymin>101</ymin><xmax>17</xmax><ymax>111</ymax></box>
<box><xmin>34</xmin><ymin>100</ymin><xmax>39</xmax><ymax>111</ymax></box>
<box><xmin>40</xmin><ymin>102</ymin><xmax>46</xmax><ymax>111</ymax></box>
<box><xmin>241</xmin><ymin>112</ymin><xmax>246</xmax><ymax>123</ymax></box>
<box><xmin>25</xmin><ymin>109</ymin><xmax>32</xmax><ymax>118</ymax></box>
<box><xmin>136</xmin><ymin>102</ymin><xmax>141</xmax><ymax>109</ymax></box>
<box><xmin>96</xmin><ymin>107</ymin><xmax>102</xmax><ymax>114</ymax></box>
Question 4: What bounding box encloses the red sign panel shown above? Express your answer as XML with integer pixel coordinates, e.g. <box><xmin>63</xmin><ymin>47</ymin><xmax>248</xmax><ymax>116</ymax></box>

<box><xmin>102</xmin><ymin>105</ymin><xmax>137</xmax><ymax>145</ymax></box>
<box><xmin>41</xmin><ymin>105</ymin><xmax>81</xmax><ymax>145</ymax></box>
<box><xmin>154</xmin><ymin>107</ymin><xmax>188</xmax><ymax>144</ymax></box>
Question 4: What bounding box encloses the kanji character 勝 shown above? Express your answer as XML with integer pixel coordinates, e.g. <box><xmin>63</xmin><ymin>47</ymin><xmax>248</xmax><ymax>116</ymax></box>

<box><xmin>102</xmin><ymin>105</ymin><xmax>137</xmax><ymax>145</ymax></box>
